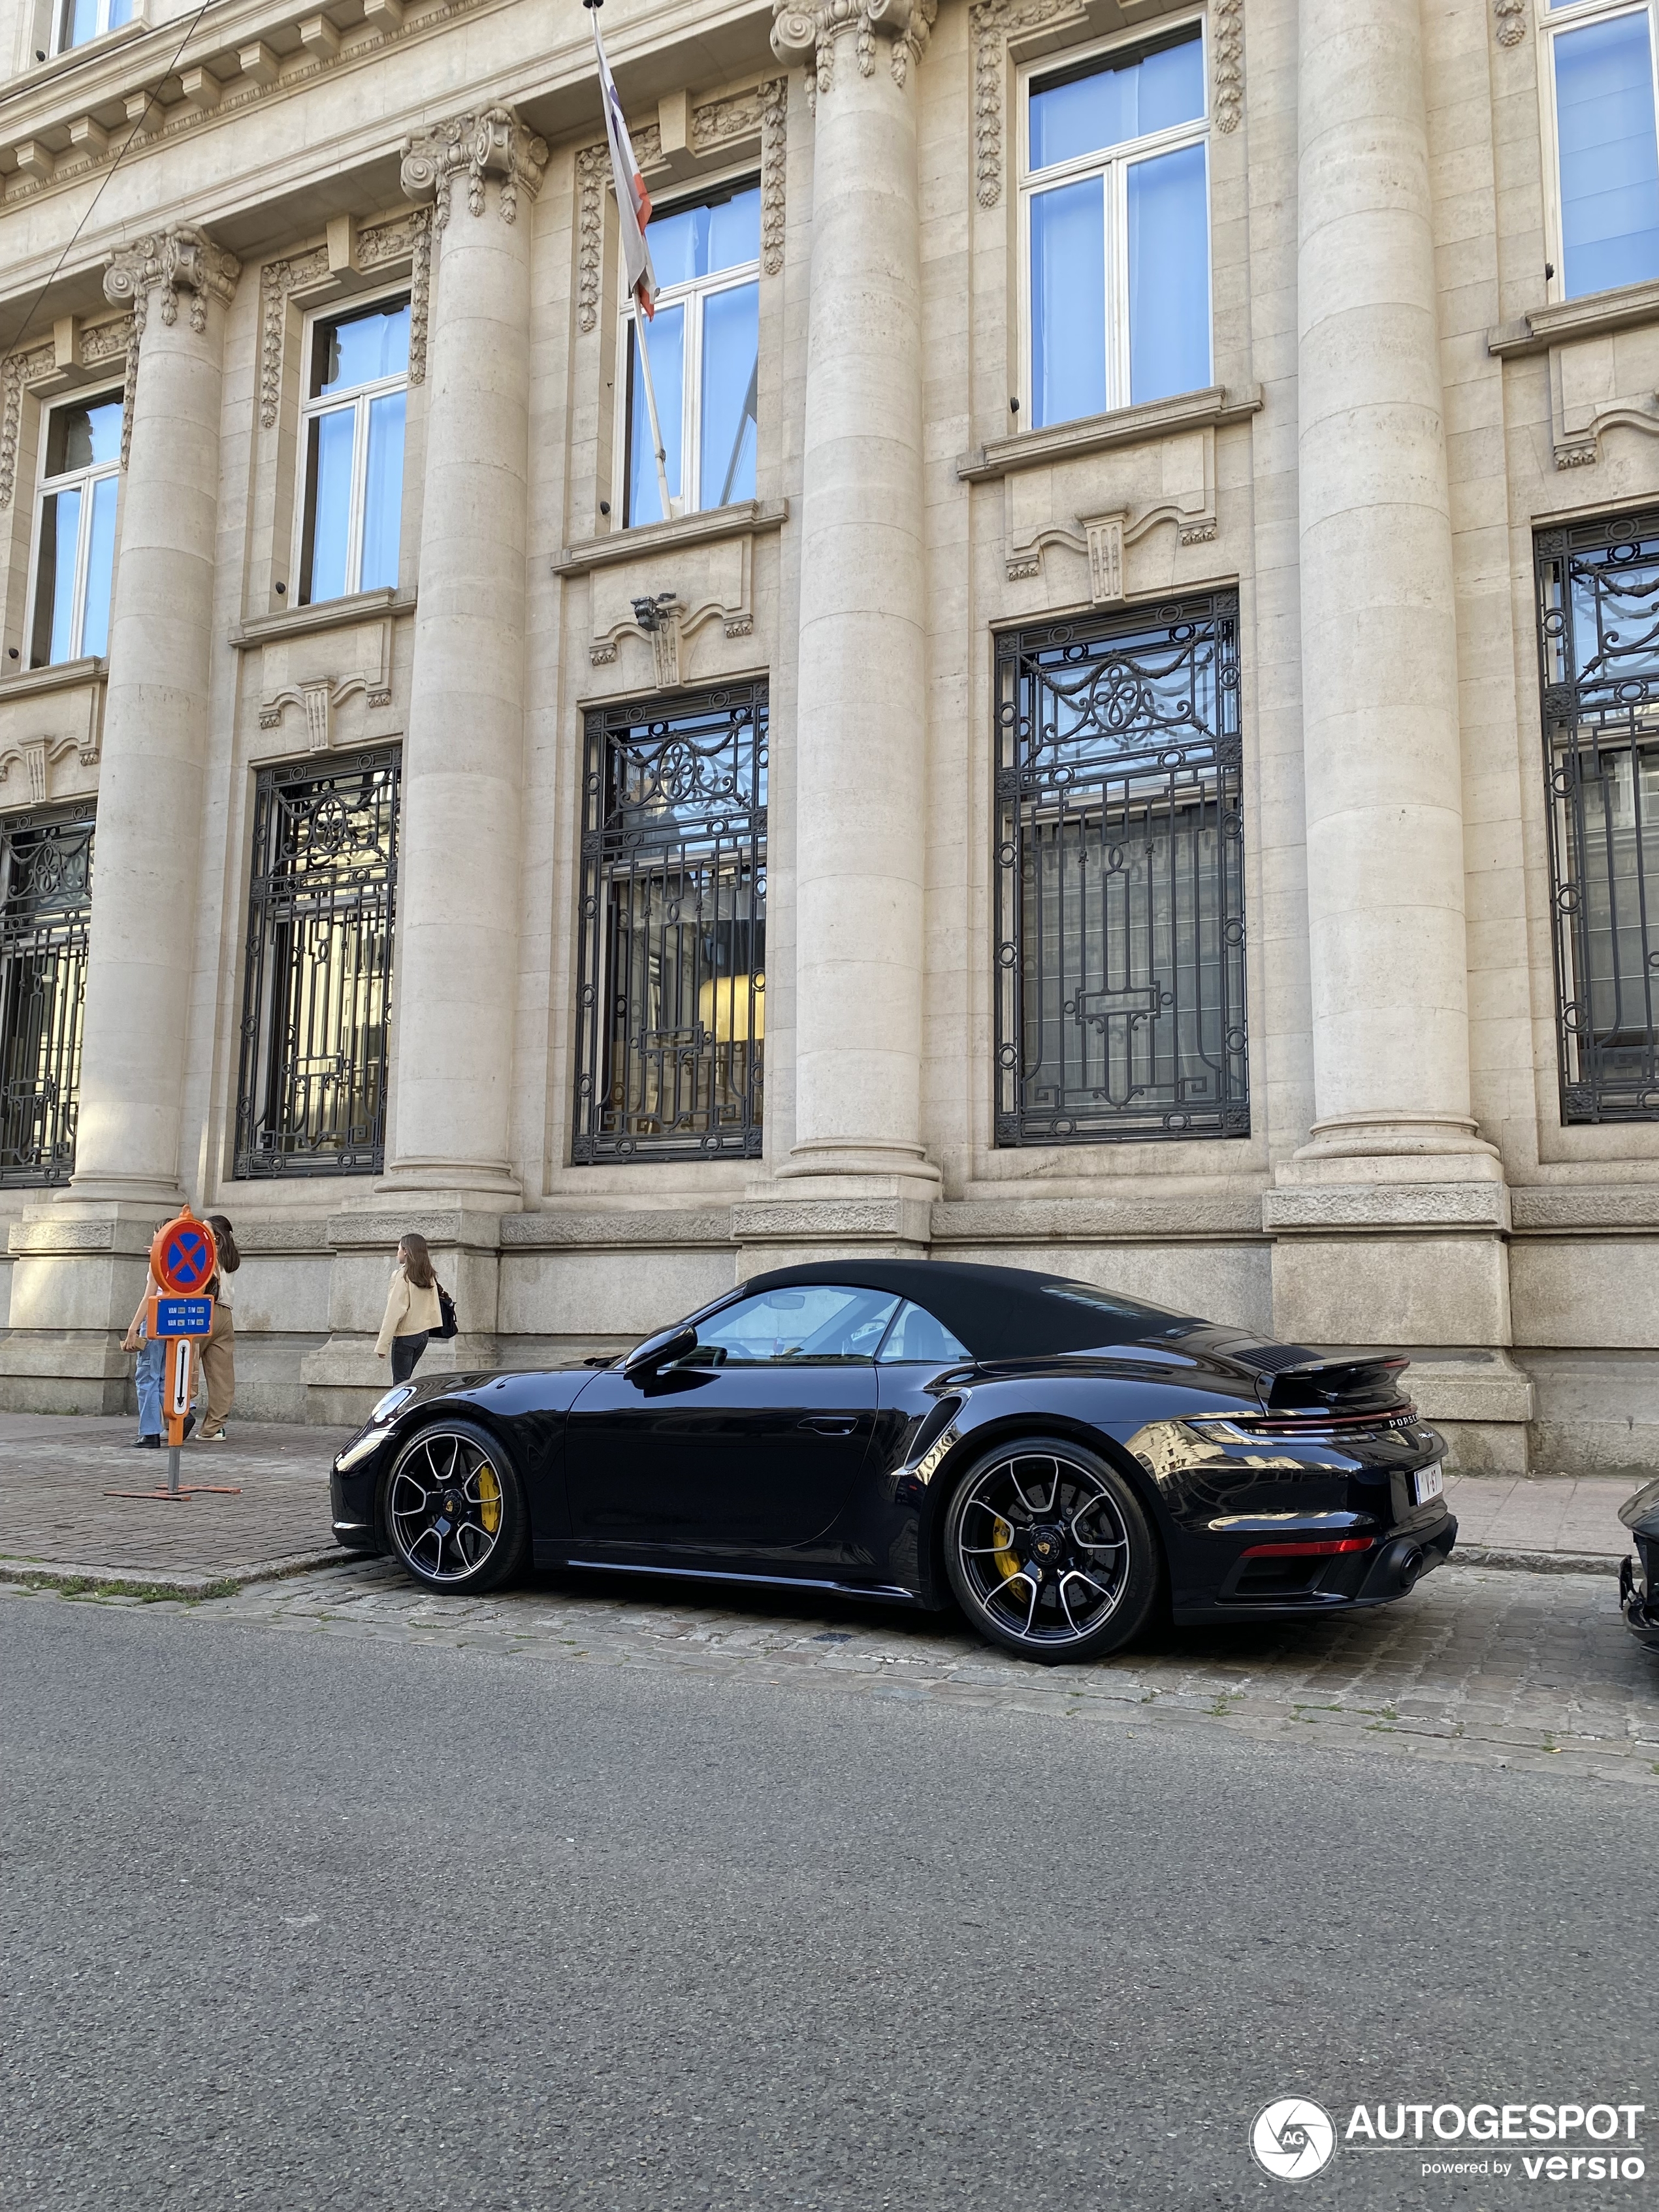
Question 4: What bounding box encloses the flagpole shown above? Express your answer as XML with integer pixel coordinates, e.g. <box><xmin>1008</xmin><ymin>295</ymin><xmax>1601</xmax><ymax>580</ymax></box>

<box><xmin>633</xmin><ymin>313</ymin><xmax>677</xmax><ymax>524</ymax></box>
<box><xmin>586</xmin><ymin>0</ymin><xmax>677</xmax><ymax>522</ymax></box>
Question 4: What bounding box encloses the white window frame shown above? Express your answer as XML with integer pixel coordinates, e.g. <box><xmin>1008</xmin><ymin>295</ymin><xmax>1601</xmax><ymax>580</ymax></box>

<box><xmin>292</xmin><ymin>285</ymin><xmax>411</xmax><ymax>608</ymax></box>
<box><xmin>49</xmin><ymin>0</ymin><xmax>133</xmax><ymax>56</ymax></box>
<box><xmin>1538</xmin><ymin>0</ymin><xmax>1659</xmax><ymax>303</ymax></box>
<box><xmin>1017</xmin><ymin>17</ymin><xmax>1212</xmax><ymax>425</ymax></box>
<box><xmin>23</xmin><ymin>388</ymin><xmax>122</xmax><ymax>670</ymax></box>
<box><xmin>612</xmin><ymin>172</ymin><xmax>763</xmax><ymax>526</ymax></box>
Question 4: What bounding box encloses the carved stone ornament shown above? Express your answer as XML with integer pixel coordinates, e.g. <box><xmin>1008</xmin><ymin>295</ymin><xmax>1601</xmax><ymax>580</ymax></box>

<box><xmin>400</xmin><ymin>105</ymin><xmax>548</xmax><ymax>229</ymax></box>
<box><xmin>257</xmin><ymin>208</ymin><xmax>431</xmax><ymax>432</ymax></box>
<box><xmin>258</xmin><ymin>618</ymin><xmax>394</xmax><ymax>745</ymax></box>
<box><xmin>576</xmin><ymin>79</ymin><xmax>788</xmax><ymax>336</ymax></box>
<box><xmin>771</xmin><ymin>0</ymin><xmax>938</xmax><ymax>101</ymax></box>
<box><xmin>2</xmin><ymin>311</ymin><xmax>140</xmax><ymax>500</ymax></box>
<box><xmin>1212</xmin><ymin>0</ymin><xmax>1243</xmax><ymax>131</ymax></box>
<box><xmin>104</xmin><ymin>225</ymin><xmax>242</xmax><ymax>340</ymax></box>
<box><xmin>1494</xmin><ymin>0</ymin><xmax>1527</xmax><ymax>42</ymax></box>
<box><xmin>0</xmin><ymin>733</ymin><xmax>90</xmax><ymax>804</ymax></box>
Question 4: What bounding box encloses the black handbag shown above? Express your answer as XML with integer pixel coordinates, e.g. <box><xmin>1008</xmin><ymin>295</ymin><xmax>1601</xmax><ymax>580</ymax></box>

<box><xmin>435</xmin><ymin>1284</ymin><xmax>459</xmax><ymax>1341</ymax></box>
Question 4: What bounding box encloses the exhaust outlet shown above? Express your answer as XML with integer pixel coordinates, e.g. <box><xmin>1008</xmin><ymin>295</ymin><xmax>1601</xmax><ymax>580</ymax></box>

<box><xmin>1396</xmin><ymin>1545</ymin><xmax>1423</xmax><ymax>1593</ymax></box>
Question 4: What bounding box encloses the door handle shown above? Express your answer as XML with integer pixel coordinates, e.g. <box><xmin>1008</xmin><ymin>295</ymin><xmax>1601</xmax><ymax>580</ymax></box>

<box><xmin>799</xmin><ymin>1416</ymin><xmax>858</xmax><ymax>1435</ymax></box>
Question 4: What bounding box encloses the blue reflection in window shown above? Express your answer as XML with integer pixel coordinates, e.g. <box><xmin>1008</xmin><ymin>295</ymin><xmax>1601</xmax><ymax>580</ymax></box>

<box><xmin>1128</xmin><ymin>142</ymin><xmax>1211</xmax><ymax>402</ymax></box>
<box><xmin>701</xmin><ymin>283</ymin><xmax>760</xmax><ymax>509</ymax></box>
<box><xmin>361</xmin><ymin>393</ymin><xmax>405</xmax><ymax>592</ymax></box>
<box><xmin>1556</xmin><ymin>14</ymin><xmax>1659</xmax><ymax>298</ymax></box>
<box><xmin>1031</xmin><ymin>175</ymin><xmax>1107</xmax><ymax>428</ymax></box>
<box><xmin>315</xmin><ymin>302</ymin><xmax>411</xmax><ymax>398</ymax></box>
<box><xmin>81</xmin><ymin>475</ymin><xmax>118</xmax><ymax>660</ymax></box>
<box><xmin>628</xmin><ymin>305</ymin><xmax>685</xmax><ymax>527</ymax></box>
<box><xmin>39</xmin><ymin>490</ymin><xmax>80</xmax><ymax>665</ymax></box>
<box><xmin>648</xmin><ymin>189</ymin><xmax>762</xmax><ymax>287</ymax></box>
<box><xmin>1029</xmin><ymin>33</ymin><xmax>1204</xmax><ymax>170</ymax></box>
<box><xmin>302</xmin><ymin>409</ymin><xmax>355</xmax><ymax>605</ymax></box>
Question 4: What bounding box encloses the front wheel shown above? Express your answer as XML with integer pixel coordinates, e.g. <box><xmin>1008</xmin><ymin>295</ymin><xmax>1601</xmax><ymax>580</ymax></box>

<box><xmin>383</xmin><ymin>1420</ymin><xmax>528</xmax><ymax>1593</ymax></box>
<box><xmin>942</xmin><ymin>1437</ymin><xmax>1161</xmax><ymax>1663</ymax></box>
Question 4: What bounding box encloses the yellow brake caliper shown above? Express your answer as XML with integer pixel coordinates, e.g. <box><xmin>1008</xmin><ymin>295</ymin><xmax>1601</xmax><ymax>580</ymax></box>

<box><xmin>990</xmin><ymin>1514</ymin><xmax>1020</xmax><ymax>1581</ymax></box>
<box><xmin>478</xmin><ymin>1464</ymin><xmax>502</xmax><ymax>1535</ymax></box>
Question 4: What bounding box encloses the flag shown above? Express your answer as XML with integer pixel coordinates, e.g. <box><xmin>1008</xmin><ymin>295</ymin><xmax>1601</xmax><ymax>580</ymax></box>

<box><xmin>592</xmin><ymin>12</ymin><xmax>657</xmax><ymax>319</ymax></box>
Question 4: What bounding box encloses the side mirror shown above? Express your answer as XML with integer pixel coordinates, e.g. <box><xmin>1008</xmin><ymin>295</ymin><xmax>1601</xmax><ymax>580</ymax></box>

<box><xmin>622</xmin><ymin>1321</ymin><xmax>699</xmax><ymax>1382</ymax></box>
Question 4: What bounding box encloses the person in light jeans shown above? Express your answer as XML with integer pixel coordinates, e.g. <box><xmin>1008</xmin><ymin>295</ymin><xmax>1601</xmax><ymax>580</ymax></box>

<box><xmin>120</xmin><ymin>1226</ymin><xmax>195</xmax><ymax>1449</ymax></box>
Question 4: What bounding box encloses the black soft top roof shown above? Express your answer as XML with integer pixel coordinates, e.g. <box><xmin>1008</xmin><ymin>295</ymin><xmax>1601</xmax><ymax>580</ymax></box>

<box><xmin>735</xmin><ymin>1257</ymin><xmax>1199</xmax><ymax>1360</ymax></box>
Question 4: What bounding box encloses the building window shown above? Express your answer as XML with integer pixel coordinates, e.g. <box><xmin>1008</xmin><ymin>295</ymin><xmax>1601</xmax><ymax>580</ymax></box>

<box><xmin>297</xmin><ymin>297</ymin><xmax>410</xmax><ymax>607</ymax></box>
<box><xmin>27</xmin><ymin>393</ymin><xmax>121</xmax><ymax>670</ymax></box>
<box><xmin>1022</xmin><ymin>25</ymin><xmax>1210</xmax><ymax>429</ymax></box>
<box><xmin>1546</xmin><ymin>0</ymin><xmax>1659</xmax><ymax>300</ymax></box>
<box><xmin>234</xmin><ymin>751</ymin><xmax>399</xmax><ymax>1178</ymax></box>
<box><xmin>51</xmin><ymin>0</ymin><xmax>131</xmax><ymax>54</ymax></box>
<box><xmin>621</xmin><ymin>181</ymin><xmax>761</xmax><ymax>528</ymax></box>
<box><xmin>995</xmin><ymin>594</ymin><xmax>1248</xmax><ymax>1145</ymax></box>
<box><xmin>573</xmin><ymin>684</ymin><xmax>766</xmax><ymax>1162</ymax></box>
<box><xmin>1534</xmin><ymin>511</ymin><xmax>1659</xmax><ymax>1119</ymax></box>
<box><xmin>0</xmin><ymin>805</ymin><xmax>92</xmax><ymax>1186</ymax></box>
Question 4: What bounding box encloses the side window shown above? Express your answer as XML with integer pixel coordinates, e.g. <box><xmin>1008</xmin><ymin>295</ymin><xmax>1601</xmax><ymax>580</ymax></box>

<box><xmin>692</xmin><ymin>1286</ymin><xmax>901</xmax><ymax>1365</ymax></box>
<box><xmin>27</xmin><ymin>394</ymin><xmax>121</xmax><ymax>670</ymax></box>
<box><xmin>875</xmin><ymin>1302</ymin><xmax>971</xmax><ymax>1364</ymax></box>
<box><xmin>297</xmin><ymin>297</ymin><xmax>410</xmax><ymax>607</ymax></box>
<box><xmin>1022</xmin><ymin>25</ymin><xmax>1210</xmax><ymax>427</ymax></box>
<box><xmin>51</xmin><ymin>0</ymin><xmax>131</xmax><ymax>54</ymax></box>
<box><xmin>1547</xmin><ymin>0</ymin><xmax>1659</xmax><ymax>300</ymax></box>
<box><xmin>621</xmin><ymin>182</ymin><xmax>761</xmax><ymax>526</ymax></box>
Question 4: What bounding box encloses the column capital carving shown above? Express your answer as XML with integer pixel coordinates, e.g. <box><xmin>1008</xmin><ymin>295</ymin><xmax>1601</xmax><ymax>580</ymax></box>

<box><xmin>103</xmin><ymin>225</ymin><xmax>240</xmax><ymax>336</ymax></box>
<box><xmin>400</xmin><ymin>104</ymin><xmax>548</xmax><ymax>228</ymax></box>
<box><xmin>771</xmin><ymin>0</ymin><xmax>937</xmax><ymax>94</ymax></box>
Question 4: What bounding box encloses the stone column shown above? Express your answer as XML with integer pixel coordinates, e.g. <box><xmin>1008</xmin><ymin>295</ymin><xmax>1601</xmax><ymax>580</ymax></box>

<box><xmin>1268</xmin><ymin>0</ymin><xmax>1526</xmax><ymax>1464</ymax></box>
<box><xmin>0</xmin><ymin>227</ymin><xmax>238</xmax><ymax>1410</ymax></box>
<box><xmin>747</xmin><ymin>0</ymin><xmax>939</xmax><ymax>1266</ymax></box>
<box><xmin>69</xmin><ymin>225</ymin><xmax>240</xmax><ymax>1201</ymax></box>
<box><xmin>387</xmin><ymin>106</ymin><xmax>545</xmax><ymax>1202</ymax></box>
<box><xmin>298</xmin><ymin>109</ymin><xmax>545</xmax><ymax>1413</ymax></box>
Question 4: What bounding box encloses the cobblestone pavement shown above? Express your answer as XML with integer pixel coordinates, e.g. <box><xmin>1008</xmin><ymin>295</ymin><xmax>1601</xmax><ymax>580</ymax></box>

<box><xmin>0</xmin><ymin>1413</ymin><xmax>353</xmax><ymax>1592</ymax></box>
<box><xmin>9</xmin><ymin>1546</ymin><xmax>1655</xmax><ymax>1788</ymax></box>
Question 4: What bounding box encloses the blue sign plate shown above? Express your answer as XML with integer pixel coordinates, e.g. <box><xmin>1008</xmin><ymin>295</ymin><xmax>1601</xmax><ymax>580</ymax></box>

<box><xmin>154</xmin><ymin>1296</ymin><xmax>212</xmax><ymax>1338</ymax></box>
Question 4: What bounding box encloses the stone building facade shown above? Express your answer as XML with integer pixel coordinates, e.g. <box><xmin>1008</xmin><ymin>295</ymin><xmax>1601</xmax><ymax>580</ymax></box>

<box><xmin>1</xmin><ymin>0</ymin><xmax>1658</xmax><ymax>1467</ymax></box>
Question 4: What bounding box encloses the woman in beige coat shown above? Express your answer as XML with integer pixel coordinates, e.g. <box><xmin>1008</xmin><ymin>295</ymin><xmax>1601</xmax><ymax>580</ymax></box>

<box><xmin>375</xmin><ymin>1232</ymin><xmax>443</xmax><ymax>1383</ymax></box>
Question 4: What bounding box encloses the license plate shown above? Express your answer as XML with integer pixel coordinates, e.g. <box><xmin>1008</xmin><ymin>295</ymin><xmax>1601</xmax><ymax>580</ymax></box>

<box><xmin>1411</xmin><ymin>1462</ymin><xmax>1444</xmax><ymax>1507</ymax></box>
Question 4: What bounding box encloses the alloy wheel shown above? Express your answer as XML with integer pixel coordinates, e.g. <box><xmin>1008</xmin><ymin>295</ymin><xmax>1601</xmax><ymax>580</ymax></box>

<box><xmin>387</xmin><ymin>1428</ymin><xmax>507</xmax><ymax>1586</ymax></box>
<box><xmin>952</xmin><ymin>1449</ymin><xmax>1132</xmax><ymax>1651</ymax></box>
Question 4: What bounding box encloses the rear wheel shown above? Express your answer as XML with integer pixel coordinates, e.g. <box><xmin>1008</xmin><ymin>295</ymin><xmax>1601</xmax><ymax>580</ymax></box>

<box><xmin>943</xmin><ymin>1436</ymin><xmax>1161</xmax><ymax>1663</ymax></box>
<box><xmin>384</xmin><ymin>1420</ymin><xmax>528</xmax><ymax>1593</ymax></box>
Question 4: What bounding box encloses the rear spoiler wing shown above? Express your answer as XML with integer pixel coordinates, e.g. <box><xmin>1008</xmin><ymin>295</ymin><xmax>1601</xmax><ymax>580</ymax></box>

<box><xmin>1254</xmin><ymin>1352</ymin><xmax>1411</xmax><ymax>1416</ymax></box>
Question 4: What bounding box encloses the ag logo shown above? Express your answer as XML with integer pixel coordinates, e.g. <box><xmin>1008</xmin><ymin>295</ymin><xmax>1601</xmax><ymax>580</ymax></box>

<box><xmin>1251</xmin><ymin>2098</ymin><xmax>1336</xmax><ymax>2181</ymax></box>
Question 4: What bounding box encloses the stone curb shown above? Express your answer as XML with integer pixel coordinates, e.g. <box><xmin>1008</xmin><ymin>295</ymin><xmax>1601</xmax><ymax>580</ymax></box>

<box><xmin>0</xmin><ymin>1548</ymin><xmax>356</xmax><ymax>1601</ymax></box>
<box><xmin>1450</xmin><ymin>1545</ymin><xmax>1623</xmax><ymax>1577</ymax></box>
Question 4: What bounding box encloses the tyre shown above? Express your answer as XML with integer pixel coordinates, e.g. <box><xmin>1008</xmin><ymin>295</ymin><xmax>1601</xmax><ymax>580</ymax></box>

<box><xmin>942</xmin><ymin>1435</ymin><xmax>1161</xmax><ymax>1663</ymax></box>
<box><xmin>383</xmin><ymin>1419</ymin><xmax>528</xmax><ymax>1593</ymax></box>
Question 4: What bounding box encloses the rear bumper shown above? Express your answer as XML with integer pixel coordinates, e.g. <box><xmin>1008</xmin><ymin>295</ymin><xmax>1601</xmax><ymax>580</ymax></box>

<box><xmin>1173</xmin><ymin>1513</ymin><xmax>1455</xmax><ymax>1625</ymax></box>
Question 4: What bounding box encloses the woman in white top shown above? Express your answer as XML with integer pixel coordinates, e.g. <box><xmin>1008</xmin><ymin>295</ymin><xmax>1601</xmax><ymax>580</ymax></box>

<box><xmin>376</xmin><ymin>1232</ymin><xmax>443</xmax><ymax>1383</ymax></box>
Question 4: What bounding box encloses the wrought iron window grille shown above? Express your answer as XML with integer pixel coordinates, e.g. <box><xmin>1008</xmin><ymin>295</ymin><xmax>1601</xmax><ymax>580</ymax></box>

<box><xmin>0</xmin><ymin>802</ymin><xmax>93</xmax><ymax>1187</ymax></box>
<box><xmin>1537</xmin><ymin>509</ymin><xmax>1659</xmax><ymax>1122</ymax></box>
<box><xmin>234</xmin><ymin>749</ymin><xmax>399</xmax><ymax>1179</ymax></box>
<box><xmin>573</xmin><ymin>683</ymin><xmax>767</xmax><ymax>1163</ymax></box>
<box><xmin>994</xmin><ymin>593</ymin><xmax>1248</xmax><ymax>1146</ymax></box>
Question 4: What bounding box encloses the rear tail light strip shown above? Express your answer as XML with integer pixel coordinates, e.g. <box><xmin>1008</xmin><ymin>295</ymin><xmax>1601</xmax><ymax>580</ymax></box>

<box><xmin>1240</xmin><ymin>1537</ymin><xmax>1376</xmax><ymax>1559</ymax></box>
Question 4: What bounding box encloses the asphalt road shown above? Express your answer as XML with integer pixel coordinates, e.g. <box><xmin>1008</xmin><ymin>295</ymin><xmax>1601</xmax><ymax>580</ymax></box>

<box><xmin>1</xmin><ymin>1594</ymin><xmax>1652</xmax><ymax>2212</ymax></box>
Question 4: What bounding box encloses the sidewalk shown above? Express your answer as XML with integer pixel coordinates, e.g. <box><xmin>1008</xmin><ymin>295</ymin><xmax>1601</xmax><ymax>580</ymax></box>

<box><xmin>0</xmin><ymin>1413</ymin><xmax>1642</xmax><ymax>1598</ymax></box>
<box><xmin>0</xmin><ymin>1412</ymin><xmax>354</xmax><ymax>1597</ymax></box>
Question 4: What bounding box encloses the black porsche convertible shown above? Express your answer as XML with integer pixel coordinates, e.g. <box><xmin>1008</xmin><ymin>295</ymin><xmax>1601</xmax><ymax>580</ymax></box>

<box><xmin>330</xmin><ymin>1258</ymin><xmax>1457</xmax><ymax>1663</ymax></box>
